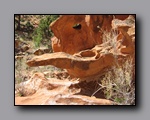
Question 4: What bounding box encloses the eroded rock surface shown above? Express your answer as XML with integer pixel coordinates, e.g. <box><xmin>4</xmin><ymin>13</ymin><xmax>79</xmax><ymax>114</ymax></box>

<box><xmin>50</xmin><ymin>15</ymin><xmax>130</xmax><ymax>54</ymax></box>
<box><xmin>15</xmin><ymin>73</ymin><xmax>113</xmax><ymax>105</ymax></box>
<box><xmin>27</xmin><ymin>15</ymin><xmax>135</xmax><ymax>78</ymax></box>
<box><xmin>19</xmin><ymin>15</ymin><xmax>135</xmax><ymax>105</ymax></box>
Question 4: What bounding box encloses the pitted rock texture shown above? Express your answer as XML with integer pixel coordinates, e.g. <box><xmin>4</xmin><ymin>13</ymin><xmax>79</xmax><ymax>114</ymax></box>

<box><xmin>15</xmin><ymin>73</ymin><xmax>114</xmax><ymax>105</ymax></box>
<box><xmin>17</xmin><ymin>15</ymin><xmax>135</xmax><ymax>105</ymax></box>
<box><xmin>50</xmin><ymin>15</ymin><xmax>131</xmax><ymax>54</ymax></box>
<box><xmin>27</xmin><ymin>15</ymin><xmax>135</xmax><ymax>78</ymax></box>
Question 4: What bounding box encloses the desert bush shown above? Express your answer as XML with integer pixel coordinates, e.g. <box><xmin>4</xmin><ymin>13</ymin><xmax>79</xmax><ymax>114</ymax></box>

<box><xmin>101</xmin><ymin>29</ymin><xmax>120</xmax><ymax>57</ymax></box>
<box><xmin>102</xmin><ymin>29</ymin><xmax>118</xmax><ymax>46</ymax></box>
<box><xmin>92</xmin><ymin>58</ymin><xmax>135</xmax><ymax>105</ymax></box>
<box><xmin>102</xmin><ymin>58</ymin><xmax>134</xmax><ymax>105</ymax></box>
<box><xmin>15</xmin><ymin>57</ymin><xmax>30</xmax><ymax>84</ymax></box>
<box><xmin>33</xmin><ymin>15</ymin><xmax>59</xmax><ymax>47</ymax></box>
<box><xmin>92</xmin><ymin>29</ymin><xmax>135</xmax><ymax>105</ymax></box>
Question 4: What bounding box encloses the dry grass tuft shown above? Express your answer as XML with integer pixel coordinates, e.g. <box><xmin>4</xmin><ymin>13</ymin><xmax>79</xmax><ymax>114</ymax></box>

<box><xmin>102</xmin><ymin>58</ymin><xmax>134</xmax><ymax>105</ymax></box>
<box><xmin>91</xmin><ymin>28</ymin><xmax>135</xmax><ymax>105</ymax></box>
<box><xmin>92</xmin><ymin>58</ymin><xmax>135</xmax><ymax>105</ymax></box>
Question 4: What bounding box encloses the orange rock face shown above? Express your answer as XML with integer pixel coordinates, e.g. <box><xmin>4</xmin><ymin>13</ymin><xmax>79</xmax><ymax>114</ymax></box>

<box><xmin>50</xmin><ymin>15</ymin><xmax>132</xmax><ymax>55</ymax></box>
<box><xmin>23</xmin><ymin>15</ymin><xmax>135</xmax><ymax>105</ymax></box>
<box><xmin>50</xmin><ymin>15</ymin><xmax>94</xmax><ymax>54</ymax></box>
<box><xmin>27</xmin><ymin>15</ymin><xmax>135</xmax><ymax>79</ymax></box>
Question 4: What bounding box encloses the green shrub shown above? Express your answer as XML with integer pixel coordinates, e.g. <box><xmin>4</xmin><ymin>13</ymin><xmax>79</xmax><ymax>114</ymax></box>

<box><xmin>33</xmin><ymin>15</ymin><xmax>59</xmax><ymax>47</ymax></box>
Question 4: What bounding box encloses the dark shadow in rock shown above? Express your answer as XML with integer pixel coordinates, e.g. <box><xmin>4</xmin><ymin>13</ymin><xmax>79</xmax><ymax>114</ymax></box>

<box><xmin>73</xmin><ymin>81</ymin><xmax>105</xmax><ymax>99</ymax></box>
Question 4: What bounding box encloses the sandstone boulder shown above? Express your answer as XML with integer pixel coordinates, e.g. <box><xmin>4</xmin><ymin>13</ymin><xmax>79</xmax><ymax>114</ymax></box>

<box><xmin>15</xmin><ymin>72</ymin><xmax>114</xmax><ymax>105</ymax></box>
<box><xmin>50</xmin><ymin>15</ymin><xmax>131</xmax><ymax>54</ymax></box>
<box><xmin>27</xmin><ymin>15</ymin><xmax>135</xmax><ymax>79</ymax></box>
<box><xmin>27</xmin><ymin>32</ymin><xmax>133</xmax><ymax>79</ymax></box>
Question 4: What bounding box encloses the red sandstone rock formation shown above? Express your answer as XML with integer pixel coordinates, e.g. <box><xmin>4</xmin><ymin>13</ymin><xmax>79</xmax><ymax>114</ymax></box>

<box><xmin>50</xmin><ymin>15</ymin><xmax>130</xmax><ymax>54</ymax></box>
<box><xmin>15</xmin><ymin>73</ymin><xmax>114</xmax><ymax>105</ymax></box>
<box><xmin>20</xmin><ymin>15</ymin><xmax>135</xmax><ymax>105</ymax></box>
<box><xmin>27</xmin><ymin>15</ymin><xmax>135</xmax><ymax>79</ymax></box>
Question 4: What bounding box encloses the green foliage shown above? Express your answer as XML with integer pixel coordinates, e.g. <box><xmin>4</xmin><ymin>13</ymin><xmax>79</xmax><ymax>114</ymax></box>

<box><xmin>33</xmin><ymin>15</ymin><xmax>59</xmax><ymax>47</ymax></box>
<box><xmin>25</xmin><ymin>21</ymin><xmax>33</xmax><ymax>30</ymax></box>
